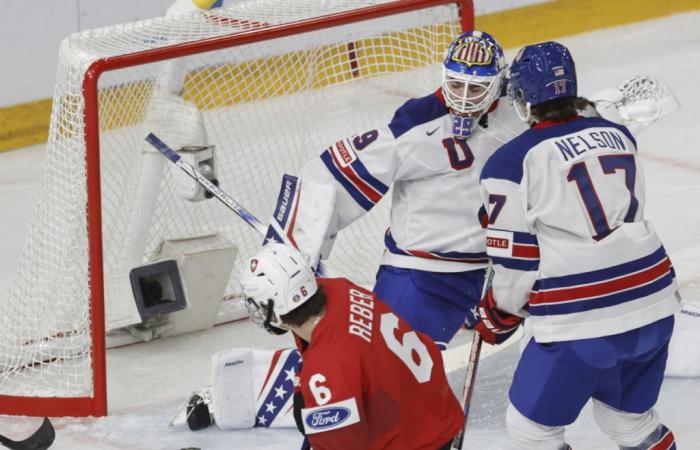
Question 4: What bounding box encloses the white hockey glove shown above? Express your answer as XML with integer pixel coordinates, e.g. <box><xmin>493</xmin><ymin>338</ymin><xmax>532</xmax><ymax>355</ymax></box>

<box><xmin>590</xmin><ymin>75</ymin><xmax>680</xmax><ymax>135</ymax></box>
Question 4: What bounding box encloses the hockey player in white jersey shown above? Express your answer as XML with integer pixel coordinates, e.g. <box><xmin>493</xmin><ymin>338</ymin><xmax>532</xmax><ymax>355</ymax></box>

<box><xmin>475</xmin><ymin>41</ymin><xmax>681</xmax><ymax>450</ymax></box>
<box><xmin>285</xmin><ymin>30</ymin><xmax>512</xmax><ymax>347</ymax></box>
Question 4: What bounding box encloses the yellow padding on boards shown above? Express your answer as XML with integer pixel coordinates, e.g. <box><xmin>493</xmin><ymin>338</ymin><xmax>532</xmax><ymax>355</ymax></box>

<box><xmin>1</xmin><ymin>0</ymin><xmax>698</xmax><ymax>153</ymax></box>
<box><xmin>478</xmin><ymin>0</ymin><xmax>700</xmax><ymax>50</ymax></box>
<box><xmin>0</xmin><ymin>99</ymin><xmax>52</xmax><ymax>152</ymax></box>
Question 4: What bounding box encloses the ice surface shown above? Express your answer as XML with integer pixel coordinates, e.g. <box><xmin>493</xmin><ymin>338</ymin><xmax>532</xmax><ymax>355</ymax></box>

<box><xmin>1</xmin><ymin>11</ymin><xmax>700</xmax><ymax>449</ymax></box>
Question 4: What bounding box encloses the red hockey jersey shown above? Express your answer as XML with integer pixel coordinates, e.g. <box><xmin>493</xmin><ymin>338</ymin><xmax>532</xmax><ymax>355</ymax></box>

<box><xmin>296</xmin><ymin>278</ymin><xmax>463</xmax><ymax>450</ymax></box>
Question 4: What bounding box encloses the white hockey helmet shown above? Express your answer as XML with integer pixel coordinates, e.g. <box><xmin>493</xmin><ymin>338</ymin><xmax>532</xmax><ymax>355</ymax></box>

<box><xmin>239</xmin><ymin>243</ymin><xmax>317</xmax><ymax>334</ymax></box>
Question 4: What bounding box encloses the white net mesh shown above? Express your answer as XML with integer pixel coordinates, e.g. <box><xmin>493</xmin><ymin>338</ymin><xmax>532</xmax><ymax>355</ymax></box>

<box><xmin>0</xmin><ymin>0</ymin><xmax>464</xmax><ymax>407</ymax></box>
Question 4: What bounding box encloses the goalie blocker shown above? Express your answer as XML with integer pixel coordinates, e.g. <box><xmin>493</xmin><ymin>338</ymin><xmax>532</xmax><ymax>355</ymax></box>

<box><xmin>263</xmin><ymin>174</ymin><xmax>337</xmax><ymax>271</ymax></box>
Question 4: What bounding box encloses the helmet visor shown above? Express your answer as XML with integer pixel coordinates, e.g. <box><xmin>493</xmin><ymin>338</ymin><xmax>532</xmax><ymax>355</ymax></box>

<box><xmin>442</xmin><ymin>68</ymin><xmax>503</xmax><ymax>115</ymax></box>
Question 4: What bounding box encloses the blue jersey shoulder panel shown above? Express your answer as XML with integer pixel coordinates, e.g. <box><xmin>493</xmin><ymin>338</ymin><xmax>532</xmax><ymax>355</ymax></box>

<box><xmin>481</xmin><ymin>116</ymin><xmax>637</xmax><ymax>184</ymax></box>
<box><xmin>388</xmin><ymin>92</ymin><xmax>449</xmax><ymax>138</ymax></box>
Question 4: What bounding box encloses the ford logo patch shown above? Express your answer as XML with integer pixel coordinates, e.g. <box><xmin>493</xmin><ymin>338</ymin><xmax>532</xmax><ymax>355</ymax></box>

<box><xmin>305</xmin><ymin>407</ymin><xmax>351</xmax><ymax>430</ymax></box>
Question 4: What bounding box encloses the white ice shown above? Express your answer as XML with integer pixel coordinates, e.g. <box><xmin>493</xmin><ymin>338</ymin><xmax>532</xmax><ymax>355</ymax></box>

<box><xmin>1</xmin><ymin>11</ymin><xmax>700</xmax><ymax>450</ymax></box>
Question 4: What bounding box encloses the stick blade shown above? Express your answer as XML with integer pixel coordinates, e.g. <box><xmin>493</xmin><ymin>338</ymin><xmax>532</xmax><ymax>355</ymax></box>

<box><xmin>0</xmin><ymin>417</ymin><xmax>55</xmax><ymax>450</ymax></box>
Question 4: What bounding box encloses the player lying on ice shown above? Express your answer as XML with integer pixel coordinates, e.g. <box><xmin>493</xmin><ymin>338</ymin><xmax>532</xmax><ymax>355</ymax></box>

<box><xmin>474</xmin><ymin>41</ymin><xmax>682</xmax><ymax>450</ymax></box>
<box><xmin>266</xmin><ymin>29</ymin><xmax>680</xmax><ymax>349</ymax></box>
<box><xmin>230</xmin><ymin>243</ymin><xmax>465</xmax><ymax>450</ymax></box>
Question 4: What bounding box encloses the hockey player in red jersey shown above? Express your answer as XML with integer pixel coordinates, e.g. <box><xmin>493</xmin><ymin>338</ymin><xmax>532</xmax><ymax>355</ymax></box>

<box><xmin>239</xmin><ymin>243</ymin><xmax>464</xmax><ymax>450</ymax></box>
<box><xmin>476</xmin><ymin>41</ymin><xmax>681</xmax><ymax>450</ymax></box>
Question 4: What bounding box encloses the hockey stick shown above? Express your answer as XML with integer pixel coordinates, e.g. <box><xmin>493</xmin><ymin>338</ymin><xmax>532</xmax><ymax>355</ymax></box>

<box><xmin>0</xmin><ymin>417</ymin><xmax>55</xmax><ymax>450</ymax></box>
<box><xmin>145</xmin><ymin>133</ymin><xmax>330</xmax><ymax>277</ymax></box>
<box><xmin>451</xmin><ymin>333</ymin><xmax>483</xmax><ymax>450</ymax></box>
<box><xmin>451</xmin><ymin>266</ymin><xmax>492</xmax><ymax>450</ymax></box>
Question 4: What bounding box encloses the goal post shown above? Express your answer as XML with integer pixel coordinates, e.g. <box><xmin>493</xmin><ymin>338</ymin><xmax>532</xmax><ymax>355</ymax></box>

<box><xmin>0</xmin><ymin>0</ymin><xmax>473</xmax><ymax>417</ymax></box>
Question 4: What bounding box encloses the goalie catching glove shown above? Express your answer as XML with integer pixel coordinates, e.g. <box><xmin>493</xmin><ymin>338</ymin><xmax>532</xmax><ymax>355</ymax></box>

<box><xmin>590</xmin><ymin>75</ymin><xmax>679</xmax><ymax>135</ymax></box>
<box><xmin>474</xmin><ymin>289</ymin><xmax>523</xmax><ymax>345</ymax></box>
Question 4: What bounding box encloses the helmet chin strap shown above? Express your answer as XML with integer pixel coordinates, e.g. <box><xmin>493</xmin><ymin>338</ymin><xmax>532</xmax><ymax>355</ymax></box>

<box><xmin>262</xmin><ymin>299</ymin><xmax>289</xmax><ymax>335</ymax></box>
<box><xmin>514</xmin><ymin>100</ymin><xmax>533</xmax><ymax>124</ymax></box>
<box><xmin>451</xmin><ymin>113</ymin><xmax>479</xmax><ymax>139</ymax></box>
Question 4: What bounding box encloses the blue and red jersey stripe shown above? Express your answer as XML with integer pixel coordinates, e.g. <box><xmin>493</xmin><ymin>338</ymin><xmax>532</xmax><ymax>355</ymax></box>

<box><xmin>384</xmin><ymin>230</ymin><xmax>488</xmax><ymax>263</ymax></box>
<box><xmin>320</xmin><ymin>143</ymin><xmax>388</xmax><ymax>211</ymax></box>
<box><xmin>489</xmin><ymin>230</ymin><xmax>539</xmax><ymax>271</ymax></box>
<box><xmin>529</xmin><ymin>246</ymin><xmax>675</xmax><ymax>316</ymax></box>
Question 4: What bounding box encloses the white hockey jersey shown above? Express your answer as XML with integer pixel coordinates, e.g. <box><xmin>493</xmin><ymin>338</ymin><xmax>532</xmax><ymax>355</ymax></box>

<box><xmin>479</xmin><ymin>116</ymin><xmax>681</xmax><ymax>343</ymax></box>
<box><xmin>300</xmin><ymin>89</ymin><xmax>524</xmax><ymax>272</ymax></box>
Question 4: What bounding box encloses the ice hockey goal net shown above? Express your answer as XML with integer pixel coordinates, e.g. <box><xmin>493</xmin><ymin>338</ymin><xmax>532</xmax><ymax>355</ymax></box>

<box><xmin>0</xmin><ymin>0</ymin><xmax>472</xmax><ymax>416</ymax></box>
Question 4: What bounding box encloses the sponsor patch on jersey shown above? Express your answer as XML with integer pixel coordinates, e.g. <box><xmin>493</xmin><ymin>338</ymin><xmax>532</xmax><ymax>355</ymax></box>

<box><xmin>485</xmin><ymin>229</ymin><xmax>513</xmax><ymax>257</ymax></box>
<box><xmin>301</xmin><ymin>397</ymin><xmax>360</xmax><ymax>434</ymax></box>
<box><xmin>330</xmin><ymin>139</ymin><xmax>357</xmax><ymax>168</ymax></box>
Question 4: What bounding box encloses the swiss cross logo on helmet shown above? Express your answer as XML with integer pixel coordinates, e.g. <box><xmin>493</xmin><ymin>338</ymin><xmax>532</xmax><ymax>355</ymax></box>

<box><xmin>451</xmin><ymin>38</ymin><xmax>494</xmax><ymax>67</ymax></box>
<box><xmin>250</xmin><ymin>259</ymin><xmax>258</xmax><ymax>272</ymax></box>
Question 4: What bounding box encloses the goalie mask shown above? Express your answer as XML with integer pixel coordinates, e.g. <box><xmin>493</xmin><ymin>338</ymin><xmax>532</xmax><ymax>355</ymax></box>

<box><xmin>239</xmin><ymin>243</ymin><xmax>317</xmax><ymax>335</ymax></box>
<box><xmin>508</xmin><ymin>41</ymin><xmax>577</xmax><ymax>122</ymax></box>
<box><xmin>441</xmin><ymin>30</ymin><xmax>506</xmax><ymax>139</ymax></box>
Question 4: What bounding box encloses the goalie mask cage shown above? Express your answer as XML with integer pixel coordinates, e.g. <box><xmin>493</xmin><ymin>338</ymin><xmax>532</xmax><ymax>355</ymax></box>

<box><xmin>0</xmin><ymin>0</ymin><xmax>472</xmax><ymax>416</ymax></box>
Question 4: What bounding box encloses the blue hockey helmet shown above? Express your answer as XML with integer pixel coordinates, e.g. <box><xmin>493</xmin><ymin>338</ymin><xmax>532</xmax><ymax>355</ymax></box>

<box><xmin>441</xmin><ymin>30</ymin><xmax>506</xmax><ymax>139</ymax></box>
<box><xmin>508</xmin><ymin>41</ymin><xmax>577</xmax><ymax>121</ymax></box>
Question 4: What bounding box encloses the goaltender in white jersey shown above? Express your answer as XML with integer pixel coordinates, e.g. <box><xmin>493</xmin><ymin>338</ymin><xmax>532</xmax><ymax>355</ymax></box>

<box><xmin>280</xmin><ymin>31</ymin><xmax>513</xmax><ymax>345</ymax></box>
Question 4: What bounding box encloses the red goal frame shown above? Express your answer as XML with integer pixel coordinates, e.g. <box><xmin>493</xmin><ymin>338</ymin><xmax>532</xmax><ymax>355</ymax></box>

<box><xmin>0</xmin><ymin>0</ymin><xmax>473</xmax><ymax>417</ymax></box>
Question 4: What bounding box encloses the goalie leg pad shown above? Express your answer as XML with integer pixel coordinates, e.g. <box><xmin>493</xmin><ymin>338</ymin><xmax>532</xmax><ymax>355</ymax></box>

<box><xmin>665</xmin><ymin>302</ymin><xmax>700</xmax><ymax>377</ymax></box>
<box><xmin>211</xmin><ymin>347</ymin><xmax>301</xmax><ymax>429</ymax></box>
<box><xmin>209</xmin><ymin>348</ymin><xmax>256</xmax><ymax>429</ymax></box>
